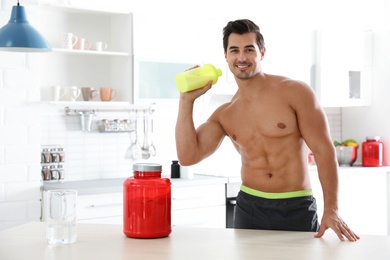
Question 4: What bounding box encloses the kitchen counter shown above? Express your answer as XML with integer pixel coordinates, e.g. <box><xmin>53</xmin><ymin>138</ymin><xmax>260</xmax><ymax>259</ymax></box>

<box><xmin>42</xmin><ymin>174</ymin><xmax>228</xmax><ymax>195</ymax></box>
<box><xmin>1</xmin><ymin>222</ymin><xmax>390</xmax><ymax>260</ymax></box>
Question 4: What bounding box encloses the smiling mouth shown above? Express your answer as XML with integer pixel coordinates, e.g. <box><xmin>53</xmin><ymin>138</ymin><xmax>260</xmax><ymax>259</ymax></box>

<box><xmin>236</xmin><ymin>64</ymin><xmax>250</xmax><ymax>70</ymax></box>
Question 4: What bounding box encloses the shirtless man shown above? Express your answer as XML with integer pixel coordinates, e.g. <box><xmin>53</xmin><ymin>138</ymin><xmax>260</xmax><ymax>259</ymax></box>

<box><xmin>175</xmin><ymin>19</ymin><xmax>359</xmax><ymax>242</ymax></box>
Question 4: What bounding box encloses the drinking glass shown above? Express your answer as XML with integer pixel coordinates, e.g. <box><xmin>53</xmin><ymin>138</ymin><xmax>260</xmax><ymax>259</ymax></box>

<box><xmin>46</xmin><ymin>190</ymin><xmax>77</xmax><ymax>245</ymax></box>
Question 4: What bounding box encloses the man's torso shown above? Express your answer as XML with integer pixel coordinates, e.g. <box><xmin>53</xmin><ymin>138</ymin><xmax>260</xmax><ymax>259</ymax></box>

<box><xmin>216</xmin><ymin>75</ymin><xmax>311</xmax><ymax>192</ymax></box>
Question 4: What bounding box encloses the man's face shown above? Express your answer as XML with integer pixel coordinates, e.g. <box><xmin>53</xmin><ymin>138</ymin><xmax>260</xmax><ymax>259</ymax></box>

<box><xmin>224</xmin><ymin>32</ymin><xmax>265</xmax><ymax>80</ymax></box>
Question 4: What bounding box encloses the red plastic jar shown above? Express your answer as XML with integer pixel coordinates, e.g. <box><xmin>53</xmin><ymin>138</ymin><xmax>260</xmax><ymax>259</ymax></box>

<box><xmin>123</xmin><ymin>163</ymin><xmax>171</xmax><ymax>238</ymax></box>
<box><xmin>362</xmin><ymin>136</ymin><xmax>384</xmax><ymax>167</ymax></box>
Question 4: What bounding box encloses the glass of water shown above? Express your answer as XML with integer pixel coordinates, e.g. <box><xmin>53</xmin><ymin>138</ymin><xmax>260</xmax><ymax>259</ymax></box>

<box><xmin>46</xmin><ymin>190</ymin><xmax>77</xmax><ymax>245</ymax></box>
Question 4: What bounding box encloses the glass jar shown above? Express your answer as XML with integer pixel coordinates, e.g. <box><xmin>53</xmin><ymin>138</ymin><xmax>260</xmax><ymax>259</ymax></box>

<box><xmin>123</xmin><ymin>163</ymin><xmax>171</xmax><ymax>238</ymax></box>
<box><xmin>362</xmin><ymin>136</ymin><xmax>384</xmax><ymax>167</ymax></box>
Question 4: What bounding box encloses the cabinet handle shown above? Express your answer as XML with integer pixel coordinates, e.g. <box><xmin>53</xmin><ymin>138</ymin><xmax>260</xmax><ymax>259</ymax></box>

<box><xmin>88</xmin><ymin>203</ymin><xmax>122</xmax><ymax>208</ymax></box>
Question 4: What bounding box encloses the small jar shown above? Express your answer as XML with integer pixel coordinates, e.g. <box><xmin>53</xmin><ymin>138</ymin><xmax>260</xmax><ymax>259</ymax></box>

<box><xmin>362</xmin><ymin>136</ymin><xmax>384</xmax><ymax>167</ymax></box>
<box><xmin>41</xmin><ymin>166</ymin><xmax>51</xmax><ymax>181</ymax></box>
<box><xmin>41</xmin><ymin>148</ymin><xmax>51</xmax><ymax>163</ymax></box>
<box><xmin>123</xmin><ymin>163</ymin><xmax>171</xmax><ymax>238</ymax></box>
<box><xmin>50</xmin><ymin>148</ymin><xmax>60</xmax><ymax>163</ymax></box>
<box><xmin>122</xmin><ymin>119</ymin><xmax>131</xmax><ymax>131</ymax></box>
<box><xmin>58</xmin><ymin>148</ymin><xmax>65</xmax><ymax>162</ymax></box>
<box><xmin>171</xmin><ymin>160</ymin><xmax>180</xmax><ymax>178</ymax></box>
<box><xmin>101</xmin><ymin>119</ymin><xmax>109</xmax><ymax>131</ymax></box>
<box><xmin>113</xmin><ymin>119</ymin><xmax>121</xmax><ymax>131</ymax></box>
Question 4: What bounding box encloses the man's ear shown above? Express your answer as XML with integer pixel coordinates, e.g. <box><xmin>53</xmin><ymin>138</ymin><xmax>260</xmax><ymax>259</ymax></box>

<box><xmin>260</xmin><ymin>47</ymin><xmax>266</xmax><ymax>60</ymax></box>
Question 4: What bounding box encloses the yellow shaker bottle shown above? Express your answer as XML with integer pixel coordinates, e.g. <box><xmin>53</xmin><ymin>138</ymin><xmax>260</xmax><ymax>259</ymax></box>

<box><xmin>175</xmin><ymin>64</ymin><xmax>222</xmax><ymax>92</ymax></box>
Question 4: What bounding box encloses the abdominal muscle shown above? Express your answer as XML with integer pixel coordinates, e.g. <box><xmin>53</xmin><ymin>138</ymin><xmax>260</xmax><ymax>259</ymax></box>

<box><xmin>236</xmin><ymin>136</ymin><xmax>312</xmax><ymax>193</ymax></box>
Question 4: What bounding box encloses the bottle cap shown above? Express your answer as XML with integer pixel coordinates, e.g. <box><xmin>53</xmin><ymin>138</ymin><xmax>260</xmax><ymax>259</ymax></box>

<box><xmin>133</xmin><ymin>163</ymin><xmax>162</xmax><ymax>172</ymax></box>
<box><xmin>366</xmin><ymin>136</ymin><xmax>380</xmax><ymax>141</ymax></box>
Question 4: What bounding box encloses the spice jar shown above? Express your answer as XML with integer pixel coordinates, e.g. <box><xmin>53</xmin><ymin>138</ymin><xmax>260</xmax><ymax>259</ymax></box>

<box><xmin>123</xmin><ymin>163</ymin><xmax>171</xmax><ymax>238</ymax></box>
<box><xmin>362</xmin><ymin>136</ymin><xmax>384</xmax><ymax>167</ymax></box>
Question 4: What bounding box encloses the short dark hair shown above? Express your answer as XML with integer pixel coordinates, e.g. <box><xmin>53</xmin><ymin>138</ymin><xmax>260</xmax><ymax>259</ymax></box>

<box><xmin>223</xmin><ymin>19</ymin><xmax>265</xmax><ymax>53</ymax></box>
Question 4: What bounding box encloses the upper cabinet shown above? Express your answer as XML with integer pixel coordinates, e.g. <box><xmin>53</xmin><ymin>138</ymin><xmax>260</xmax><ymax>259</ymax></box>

<box><xmin>37</xmin><ymin>2</ymin><xmax>134</xmax><ymax>103</ymax></box>
<box><xmin>313</xmin><ymin>29</ymin><xmax>373</xmax><ymax>107</ymax></box>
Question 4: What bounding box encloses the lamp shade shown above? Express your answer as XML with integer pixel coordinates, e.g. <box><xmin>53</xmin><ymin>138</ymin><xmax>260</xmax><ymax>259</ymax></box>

<box><xmin>0</xmin><ymin>5</ymin><xmax>51</xmax><ymax>52</ymax></box>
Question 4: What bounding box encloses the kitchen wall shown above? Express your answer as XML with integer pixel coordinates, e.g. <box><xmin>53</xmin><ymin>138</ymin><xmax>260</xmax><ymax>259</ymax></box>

<box><xmin>0</xmin><ymin>0</ymin><xmax>388</xmax><ymax>231</ymax></box>
<box><xmin>341</xmin><ymin>30</ymin><xmax>390</xmax><ymax>165</ymax></box>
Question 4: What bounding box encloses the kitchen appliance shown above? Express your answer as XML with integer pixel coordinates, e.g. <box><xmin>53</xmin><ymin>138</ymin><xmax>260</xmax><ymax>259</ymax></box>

<box><xmin>123</xmin><ymin>163</ymin><xmax>171</xmax><ymax>238</ymax></box>
<box><xmin>362</xmin><ymin>136</ymin><xmax>384</xmax><ymax>167</ymax></box>
<box><xmin>226</xmin><ymin>181</ymin><xmax>241</xmax><ymax>228</ymax></box>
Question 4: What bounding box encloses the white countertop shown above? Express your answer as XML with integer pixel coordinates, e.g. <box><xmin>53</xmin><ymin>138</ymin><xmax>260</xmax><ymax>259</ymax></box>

<box><xmin>42</xmin><ymin>174</ymin><xmax>229</xmax><ymax>195</ymax></box>
<box><xmin>1</xmin><ymin>222</ymin><xmax>389</xmax><ymax>260</ymax></box>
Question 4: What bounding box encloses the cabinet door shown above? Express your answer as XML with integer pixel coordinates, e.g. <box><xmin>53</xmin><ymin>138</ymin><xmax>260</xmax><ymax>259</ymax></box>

<box><xmin>77</xmin><ymin>193</ymin><xmax>123</xmax><ymax>221</ymax></box>
<box><xmin>310</xmin><ymin>168</ymin><xmax>389</xmax><ymax>235</ymax></box>
<box><xmin>337</xmin><ymin>170</ymin><xmax>388</xmax><ymax>235</ymax></box>
<box><xmin>172</xmin><ymin>184</ymin><xmax>225</xmax><ymax>210</ymax></box>
<box><xmin>171</xmin><ymin>184</ymin><xmax>226</xmax><ymax>228</ymax></box>
<box><xmin>314</xmin><ymin>30</ymin><xmax>372</xmax><ymax>107</ymax></box>
<box><xmin>133</xmin><ymin>12</ymin><xmax>201</xmax><ymax>62</ymax></box>
<box><xmin>172</xmin><ymin>206</ymin><xmax>226</xmax><ymax>228</ymax></box>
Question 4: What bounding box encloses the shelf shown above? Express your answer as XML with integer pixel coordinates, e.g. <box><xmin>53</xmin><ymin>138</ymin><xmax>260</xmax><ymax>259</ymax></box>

<box><xmin>47</xmin><ymin>101</ymin><xmax>134</xmax><ymax>107</ymax></box>
<box><xmin>51</xmin><ymin>48</ymin><xmax>130</xmax><ymax>57</ymax></box>
<box><xmin>64</xmin><ymin>103</ymin><xmax>155</xmax><ymax>115</ymax></box>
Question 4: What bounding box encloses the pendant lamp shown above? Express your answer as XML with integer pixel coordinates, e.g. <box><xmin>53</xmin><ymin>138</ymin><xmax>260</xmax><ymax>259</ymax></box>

<box><xmin>0</xmin><ymin>1</ymin><xmax>51</xmax><ymax>52</ymax></box>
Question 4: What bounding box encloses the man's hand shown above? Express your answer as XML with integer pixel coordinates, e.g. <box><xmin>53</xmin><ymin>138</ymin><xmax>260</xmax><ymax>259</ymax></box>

<box><xmin>179</xmin><ymin>80</ymin><xmax>213</xmax><ymax>102</ymax></box>
<box><xmin>314</xmin><ymin>210</ymin><xmax>360</xmax><ymax>242</ymax></box>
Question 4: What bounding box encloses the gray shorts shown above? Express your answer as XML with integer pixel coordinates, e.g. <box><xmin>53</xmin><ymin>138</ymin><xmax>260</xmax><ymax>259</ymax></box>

<box><xmin>234</xmin><ymin>186</ymin><xmax>320</xmax><ymax>232</ymax></box>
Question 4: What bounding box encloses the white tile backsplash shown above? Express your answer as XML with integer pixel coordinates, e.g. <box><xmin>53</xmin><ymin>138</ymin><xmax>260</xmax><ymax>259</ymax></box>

<box><xmin>0</xmin><ymin>53</ymin><xmax>27</xmax><ymax>69</ymax></box>
<box><xmin>0</xmin><ymin>145</ymin><xmax>4</xmax><ymax>164</ymax></box>
<box><xmin>5</xmin><ymin>181</ymin><xmax>41</xmax><ymax>202</ymax></box>
<box><xmin>0</xmin><ymin>164</ymin><xmax>28</xmax><ymax>182</ymax></box>
<box><xmin>0</xmin><ymin>202</ymin><xmax>28</xmax><ymax>222</ymax></box>
<box><xmin>0</xmin><ymin>51</ymin><xmax>42</xmax><ymax>231</ymax></box>
<box><xmin>3</xmin><ymin>68</ymin><xmax>39</xmax><ymax>89</ymax></box>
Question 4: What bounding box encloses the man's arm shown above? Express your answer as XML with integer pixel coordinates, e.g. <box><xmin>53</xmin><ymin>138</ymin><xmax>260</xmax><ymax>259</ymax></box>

<box><xmin>175</xmin><ymin>82</ymin><xmax>225</xmax><ymax>166</ymax></box>
<box><xmin>292</xmin><ymin>81</ymin><xmax>360</xmax><ymax>242</ymax></box>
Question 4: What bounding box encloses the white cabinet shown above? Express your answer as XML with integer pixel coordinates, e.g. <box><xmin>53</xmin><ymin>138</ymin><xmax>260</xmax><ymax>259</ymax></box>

<box><xmin>37</xmin><ymin>4</ymin><xmax>134</xmax><ymax>102</ymax></box>
<box><xmin>172</xmin><ymin>183</ymin><xmax>226</xmax><ymax>228</ymax></box>
<box><xmin>77</xmin><ymin>192</ymin><xmax>123</xmax><ymax>224</ymax></box>
<box><xmin>132</xmin><ymin>12</ymin><xmax>203</xmax><ymax>103</ymax></box>
<box><xmin>42</xmin><ymin>181</ymin><xmax>226</xmax><ymax>228</ymax></box>
<box><xmin>314</xmin><ymin>29</ymin><xmax>373</xmax><ymax>107</ymax></box>
<box><xmin>310</xmin><ymin>167</ymin><xmax>390</xmax><ymax>235</ymax></box>
<box><xmin>74</xmin><ymin>183</ymin><xmax>226</xmax><ymax>228</ymax></box>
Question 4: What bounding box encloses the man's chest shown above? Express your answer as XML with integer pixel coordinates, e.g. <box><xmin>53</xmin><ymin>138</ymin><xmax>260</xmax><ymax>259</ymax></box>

<box><xmin>220</xmin><ymin>101</ymin><xmax>298</xmax><ymax>143</ymax></box>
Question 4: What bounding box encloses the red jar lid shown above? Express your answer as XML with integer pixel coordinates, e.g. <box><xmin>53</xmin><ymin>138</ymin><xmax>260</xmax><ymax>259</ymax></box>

<box><xmin>133</xmin><ymin>163</ymin><xmax>162</xmax><ymax>172</ymax></box>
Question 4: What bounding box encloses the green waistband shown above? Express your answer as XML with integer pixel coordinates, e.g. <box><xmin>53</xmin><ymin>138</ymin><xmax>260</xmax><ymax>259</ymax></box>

<box><xmin>240</xmin><ymin>185</ymin><xmax>313</xmax><ymax>199</ymax></box>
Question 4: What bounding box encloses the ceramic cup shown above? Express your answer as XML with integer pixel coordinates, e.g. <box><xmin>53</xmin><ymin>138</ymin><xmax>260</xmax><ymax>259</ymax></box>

<box><xmin>81</xmin><ymin>87</ymin><xmax>98</xmax><ymax>101</ymax></box>
<box><xmin>46</xmin><ymin>190</ymin><xmax>77</xmax><ymax>245</ymax></box>
<box><xmin>61</xmin><ymin>33</ymin><xmax>78</xmax><ymax>49</ymax></box>
<box><xmin>51</xmin><ymin>85</ymin><xmax>66</xmax><ymax>101</ymax></box>
<box><xmin>74</xmin><ymin>38</ymin><xmax>91</xmax><ymax>50</ymax></box>
<box><xmin>92</xmin><ymin>41</ymin><xmax>108</xmax><ymax>51</ymax></box>
<box><xmin>65</xmin><ymin>86</ymin><xmax>81</xmax><ymax>101</ymax></box>
<box><xmin>100</xmin><ymin>87</ymin><xmax>116</xmax><ymax>101</ymax></box>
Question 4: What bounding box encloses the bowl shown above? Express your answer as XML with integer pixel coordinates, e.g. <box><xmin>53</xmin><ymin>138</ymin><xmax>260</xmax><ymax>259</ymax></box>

<box><xmin>336</xmin><ymin>146</ymin><xmax>357</xmax><ymax>166</ymax></box>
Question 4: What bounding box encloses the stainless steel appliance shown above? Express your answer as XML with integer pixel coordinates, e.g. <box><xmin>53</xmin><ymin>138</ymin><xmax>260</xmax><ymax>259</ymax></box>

<box><xmin>226</xmin><ymin>181</ymin><xmax>241</xmax><ymax>228</ymax></box>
